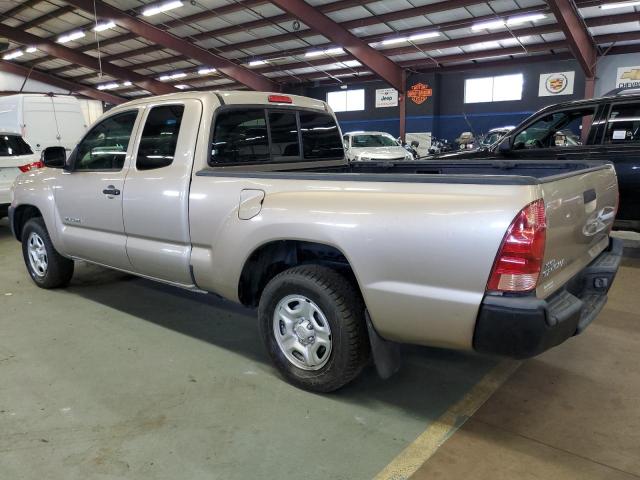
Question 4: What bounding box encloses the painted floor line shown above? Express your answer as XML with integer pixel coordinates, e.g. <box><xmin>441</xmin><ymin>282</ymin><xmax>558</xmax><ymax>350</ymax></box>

<box><xmin>373</xmin><ymin>359</ymin><xmax>522</xmax><ymax>480</ymax></box>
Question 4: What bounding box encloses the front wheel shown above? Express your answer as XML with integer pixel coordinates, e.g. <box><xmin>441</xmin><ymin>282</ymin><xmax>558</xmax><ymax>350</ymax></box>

<box><xmin>21</xmin><ymin>217</ymin><xmax>74</xmax><ymax>289</ymax></box>
<box><xmin>258</xmin><ymin>265</ymin><xmax>370</xmax><ymax>392</ymax></box>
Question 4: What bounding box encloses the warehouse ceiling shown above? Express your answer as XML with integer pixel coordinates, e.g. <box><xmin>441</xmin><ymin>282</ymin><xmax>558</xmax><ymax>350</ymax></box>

<box><xmin>0</xmin><ymin>0</ymin><xmax>638</xmax><ymax>103</ymax></box>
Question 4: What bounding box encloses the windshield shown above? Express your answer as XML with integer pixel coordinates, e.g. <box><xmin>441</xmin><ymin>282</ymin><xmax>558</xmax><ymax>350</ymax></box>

<box><xmin>351</xmin><ymin>134</ymin><xmax>398</xmax><ymax>148</ymax></box>
<box><xmin>0</xmin><ymin>134</ymin><xmax>33</xmax><ymax>156</ymax></box>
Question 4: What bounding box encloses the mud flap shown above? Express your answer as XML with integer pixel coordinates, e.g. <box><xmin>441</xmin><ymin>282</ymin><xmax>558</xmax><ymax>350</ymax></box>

<box><xmin>366</xmin><ymin>311</ymin><xmax>402</xmax><ymax>379</ymax></box>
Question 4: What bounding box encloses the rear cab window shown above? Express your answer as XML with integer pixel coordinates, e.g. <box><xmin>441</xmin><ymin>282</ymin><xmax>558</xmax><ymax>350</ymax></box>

<box><xmin>209</xmin><ymin>107</ymin><xmax>343</xmax><ymax>166</ymax></box>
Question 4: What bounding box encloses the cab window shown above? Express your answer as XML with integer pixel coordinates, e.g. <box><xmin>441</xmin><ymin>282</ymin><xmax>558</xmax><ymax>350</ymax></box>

<box><xmin>513</xmin><ymin>108</ymin><xmax>594</xmax><ymax>149</ymax></box>
<box><xmin>604</xmin><ymin>104</ymin><xmax>640</xmax><ymax>144</ymax></box>
<box><xmin>74</xmin><ymin>111</ymin><xmax>138</xmax><ymax>171</ymax></box>
<box><xmin>136</xmin><ymin>105</ymin><xmax>185</xmax><ymax>170</ymax></box>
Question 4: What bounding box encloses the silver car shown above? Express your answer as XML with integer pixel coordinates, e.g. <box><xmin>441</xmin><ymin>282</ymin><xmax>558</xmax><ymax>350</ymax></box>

<box><xmin>343</xmin><ymin>131</ymin><xmax>414</xmax><ymax>162</ymax></box>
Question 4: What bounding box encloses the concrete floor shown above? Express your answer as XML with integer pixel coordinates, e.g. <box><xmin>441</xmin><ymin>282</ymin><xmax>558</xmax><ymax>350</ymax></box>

<box><xmin>0</xmin><ymin>219</ymin><xmax>499</xmax><ymax>479</ymax></box>
<box><xmin>1</xmin><ymin>218</ymin><xmax>638</xmax><ymax>480</ymax></box>
<box><xmin>411</xmin><ymin>233</ymin><xmax>640</xmax><ymax>480</ymax></box>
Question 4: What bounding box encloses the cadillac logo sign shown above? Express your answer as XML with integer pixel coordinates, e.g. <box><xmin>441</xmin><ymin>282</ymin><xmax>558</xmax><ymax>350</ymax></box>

<box><xmin>538</xmin><ymin>71</ymin><xmax>575</xmax><ymax>97</ymax></box>
<box><xmin>407</xmin><ymin>83</ymin><xmax>433</xmax><ymax>105</ymax></box>
<box><xmin>545</xmin><ymin>73</ymin><xmax>568</xmax><ymax>94</ymax></box>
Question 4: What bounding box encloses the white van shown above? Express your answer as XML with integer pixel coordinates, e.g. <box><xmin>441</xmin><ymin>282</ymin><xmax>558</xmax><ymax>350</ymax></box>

<box><xmin>0</xmin><ymin>94</ymin><xmax>88</xmax><ymax>153</ymax></box>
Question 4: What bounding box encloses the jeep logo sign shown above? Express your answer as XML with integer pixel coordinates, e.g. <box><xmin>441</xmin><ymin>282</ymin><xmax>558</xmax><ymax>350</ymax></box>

<box><xmin>375</xmin><ymin>88</ymin><xmax>398</xmax><ymax>108</ymax></box>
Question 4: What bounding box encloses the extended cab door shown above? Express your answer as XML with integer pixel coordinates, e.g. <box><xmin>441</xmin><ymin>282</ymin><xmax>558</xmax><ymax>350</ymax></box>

<box><xmin>502</xmin><ymin>105</ymin><xmax>604</xmax><ymax>161</ymax></box>
<box><xmin>122</xmin><ymin>99</ymin><xmax>202</xmax><ymax>285</ymax></box>
<box><xmin>53</xmin><ymin>109</ymin><xmax>141</xmax><ymax>270</ymax></box>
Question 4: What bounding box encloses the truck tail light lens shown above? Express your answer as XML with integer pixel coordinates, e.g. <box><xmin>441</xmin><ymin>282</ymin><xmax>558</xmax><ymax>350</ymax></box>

<box><xmin>18</xmin><ymin>161</ymin><xmax>44</xmax><ymax>172</ymax></box>
<box><xmin>268</xmin><ymin>94</ymin><xmax>292</xmax><ymax>104</ymax></box>
<box><xmin>487</xmin><ymin>199</ymin><xmax>546</xmax><ymax>293</ymax></box>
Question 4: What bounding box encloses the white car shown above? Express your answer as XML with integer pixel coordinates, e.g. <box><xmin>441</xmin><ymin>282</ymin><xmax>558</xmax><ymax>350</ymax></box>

<box><xmin>0</xmin><ymin>132</ymin><xmax>41</xmax><ymax>219</ymax></box>
<box><xmin>343</xmin><ymin>131</ymin><xmax>414</xmax><ymax>162</ymax></box>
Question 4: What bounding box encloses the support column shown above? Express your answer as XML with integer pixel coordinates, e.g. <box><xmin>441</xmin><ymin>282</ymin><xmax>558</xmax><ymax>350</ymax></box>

<box><xmin>399</xmin><ymin>70</ymin><xmax>407</xmax><ymax>141</ymax></box>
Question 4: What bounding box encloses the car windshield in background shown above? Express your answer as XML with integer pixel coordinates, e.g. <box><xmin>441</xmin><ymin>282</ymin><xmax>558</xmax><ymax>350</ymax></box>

<box><xmin>351</xmin><ymin>134</ymin><xmax>398</xmax><ymax>148</ymax></box>
<box><xmin>0</xmin><ymin>134</ymin><xmax>33</xmax><ymax>156</ymax></box>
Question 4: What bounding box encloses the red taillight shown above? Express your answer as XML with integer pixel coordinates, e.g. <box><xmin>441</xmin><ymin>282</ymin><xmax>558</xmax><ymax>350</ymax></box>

<box><xmin>487</xmin><ymin>199</ymin><xmax>546</xmax><ymax>293</ymax></box>
<box><xmin>268</xmin><ymin>94</ymin><xmax>292</xmax><ymax>104</ymax></box>
<box><xmin>18</xmin><ymin>161</ymin><xmax>44</xmax><ymax>173</ymax></box>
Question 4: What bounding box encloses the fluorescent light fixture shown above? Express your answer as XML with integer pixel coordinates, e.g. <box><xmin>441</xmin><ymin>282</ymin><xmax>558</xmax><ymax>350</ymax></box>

<box><xmin>25</xmin><ymin>46</ymin><xmax>37</xmax><ymax>53</ymax></box>
<box><xmin>142</xmin><ymin>0</ymin><xmax>183</xmax><ymax>17</ymax></box>
<box><xmin>3</xmin><ymin>50</ymin><xmax>23</xmax><ymax>60</ymax></box>
<box><xmin>123</xmin><ymin>81</ymin><xmax>132</xmax><ymax>86</ymax></box>
<box><xmin>472</xmin><ymin>13</ymin><xmax>545</xmax><ymax>30</ymax></box>
<box><xmin>93</xmin><ymin>21</ymin><xmax>116</xmax><ymax>32</ymax></box>
<box><xmin>198</xmin><ymin>67</ymin><xmax>217</xmax><ymax>75</ymax></box>
<box><xmin>382</xmin><ymin>37</ymin><xmax>408</xmax><ymax>45</ymax></box>
<box><xmin>249</xmin><ymin>59</ymin><xmax>268</xmax><ymax>66</ymax></box>
<box><xmin>325</xmin><ymin>47</ymin><xmax>344</xmax><ymax>55</ymax></box>
<box><xmin>58</xmin><ymin>30</ymin><xmax>85</xmax><ymax>43</ymax></box>
<box><xmin>160</xmin><ymin>72</ymin><xmax>187</xmax><ymax>81</ymax></box>
<box><xmin>601</xmin><ymin>1</ymin><xmax>640</xmax><ymax>8</ymax></box>
<box><xmin>408</xmin><ymin>31</ymin><xmax>440</xmax><ymax>41</ymax></box>
<box><xmin>506</xmin><ymin>13</ymin><xmax>546</xmax><ymax>26</ymax></box>
<box><xmin>175</xmin><ymin>84</ymin><xmax>189</xmax><ymax>89</ymax></box>
<box><xmin>97</xmin><ymin>82</ymin><xmax>119</xmax><ymax>90</ymax></box>
<box><xmin>471</xmin><ymin>19</ymin><xmax>506</xmax><ymax>31</ymax></box>
<box><xmin>306</xmin><ymin>47</ymin><xmax>344</xmax><ymax>57</ymax></box>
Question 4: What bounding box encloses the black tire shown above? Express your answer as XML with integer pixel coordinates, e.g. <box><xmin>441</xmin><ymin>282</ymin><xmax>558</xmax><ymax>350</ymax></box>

<box><xmin>21</xmin><ymin>217</ymin><xmax>74</xmax><ymax>289</ymax></box>
<box><xmin>258</xmin><ymin>265</ymin><xmax>370</xmax><ymax>392</ymax></box>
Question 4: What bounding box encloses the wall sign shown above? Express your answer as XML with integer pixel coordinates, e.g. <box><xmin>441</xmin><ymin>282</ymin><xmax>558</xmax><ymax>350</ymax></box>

<box><xmin>538</xmin><ymin>71</ymin><xmax>575</xmax><ymax>96</ymax></box>
<box><xmin>407</xmin><ymin>83</ymin><xmax>433</xmax><ymax>105</ymax></box>
<box><xmin>375</xmin><ymin>88</ymin><xmax>398</xmax><ymax>108</ymax></box>
<box><xmin>616</xmin><ymin>66</ymin><xmax>640</xmax><ymax>89</ymax></box>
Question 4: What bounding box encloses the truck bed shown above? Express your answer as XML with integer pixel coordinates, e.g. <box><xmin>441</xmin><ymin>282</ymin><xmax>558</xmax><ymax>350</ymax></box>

<box><xmin>196</xmin><ymin>160</ymin><xmax>610</xmax><ymax>185</ymax></box>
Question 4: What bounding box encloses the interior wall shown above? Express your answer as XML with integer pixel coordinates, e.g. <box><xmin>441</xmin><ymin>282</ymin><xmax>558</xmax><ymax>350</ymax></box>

<box><xmin>302</xmin><ymin>58</ymin><xmax>586</xmax><ymax>142</ymax></box>
<box><xmin>0</xmin><ymin>71</ymin><xmax>68</xmax><ymax>94</ymax></box>
<box><xmin>594</xmin><ymin>52</ymin><xmax>640</xmax><ymax>97</ymax></box>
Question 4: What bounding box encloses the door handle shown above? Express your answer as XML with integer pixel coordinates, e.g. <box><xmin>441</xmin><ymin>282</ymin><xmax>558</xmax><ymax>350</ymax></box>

<box><xmin>102</xmin><ymin>185</ymin><xmax>121</xmax><ymax>196</ymax></box>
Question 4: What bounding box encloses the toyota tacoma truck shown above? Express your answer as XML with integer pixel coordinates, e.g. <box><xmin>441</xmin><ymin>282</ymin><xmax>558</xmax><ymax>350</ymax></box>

<box><xmin>9</xmin><ymin>91</ymin><xmax>622</xmax><ymax>392</ymax></box>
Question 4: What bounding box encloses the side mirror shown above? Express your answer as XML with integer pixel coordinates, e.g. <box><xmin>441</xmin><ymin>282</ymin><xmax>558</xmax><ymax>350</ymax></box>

<box><xmin>41</xmin><ymin>146</ymin><xmax>66</xmax><ymax>168</ymax></box>
<box><xmin>497</xmin><ymin>137</ymin><xmax>512</xmax><ymax>153</ymax></box>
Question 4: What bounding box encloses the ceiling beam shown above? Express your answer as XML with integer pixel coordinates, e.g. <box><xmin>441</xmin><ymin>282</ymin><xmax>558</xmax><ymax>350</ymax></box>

<box><xmin>546</xmin><ymin>0</ymin><xmax>597</xmax><ymax>77</ymax></box>
<box><xmin>0</xmin><ymin>23</ymin><xmax>176</xmax><ymax>95</ymax></box>
<box><xmin>0</xmin><ymin>0</ymin><xmax>41</xmax><ymax>20</ymax></box>
<box><xmin>0</xmin><ymin>60</ymin><xmax>126</xmax><ymax>104</ymax></box>
<box><xmin>64</xmin><ymin>0</ymin><xmax>278</xmax><ymax>92</ymax></box>
<box><xmin>268</xmin><ymin>0</ymin><xmax>404</xmax><ymax>91</ymax></box>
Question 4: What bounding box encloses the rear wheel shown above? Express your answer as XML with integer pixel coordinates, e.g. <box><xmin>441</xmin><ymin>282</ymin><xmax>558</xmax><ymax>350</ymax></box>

<box><xmin>258</xmin><ymin>265</ymin><xmax>370</xmax><ymax>392</ymax></box>
<box><xmin>21</xmin><ymin>218</ymin><xmax>74</xmax><ymax>289</ymax></box>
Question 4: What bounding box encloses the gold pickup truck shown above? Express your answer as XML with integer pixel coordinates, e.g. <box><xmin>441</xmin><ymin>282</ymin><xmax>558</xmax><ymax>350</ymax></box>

<box><xmin>9</xmin><ymin>91</ymin><xmax>622</xmax><ymax>392</ymax></box>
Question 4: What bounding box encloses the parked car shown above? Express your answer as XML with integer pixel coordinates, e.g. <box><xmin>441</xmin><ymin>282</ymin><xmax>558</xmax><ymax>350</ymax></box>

<box><xmin>9</xmin><ymin>91</ymin><xmax>621</xmax><ymax>392</ymax></box>
<box><xmin>343</xmin><ymin>131</ymin><xmax>414</xmax><ymax>161</ymax></box>
<box><xmin>0</xmin><ymin>94</ymin><xmax>88</xmax><ymax>153</ymax></box>
<box><xmin>0</xmin><ymin>132</ymin><xmax>42</xmax><ymax>219</ymax></box>
<box><xmin>433</xmin><ymin>88</ymin><xmax>640</xmax><ymax>231</ymax></box>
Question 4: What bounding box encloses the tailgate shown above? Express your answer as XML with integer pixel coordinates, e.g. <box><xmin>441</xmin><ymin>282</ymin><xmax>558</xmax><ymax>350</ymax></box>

<box><xmin>537</xmin><ymin>164</ymin><xmax>618</xmax><ymax>298</ymax></box>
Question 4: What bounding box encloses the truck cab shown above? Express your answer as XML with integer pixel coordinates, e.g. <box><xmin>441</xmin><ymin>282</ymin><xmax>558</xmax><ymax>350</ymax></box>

<box><xmin>439</xmin><ymin>89</ymin><xmax>640</xmax><ymax>231</ymax></box>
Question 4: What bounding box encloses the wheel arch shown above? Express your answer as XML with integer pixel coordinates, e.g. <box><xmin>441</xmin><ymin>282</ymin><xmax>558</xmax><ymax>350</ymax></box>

<box><xmin>238</xmin><ymin>240</ymin><xmax>363</xmax><ymax>308</ymax></box>
<box><xmin>11</xmin><ymin>204</ymin><xmax>43</xmax><ymax>241</ymax></box>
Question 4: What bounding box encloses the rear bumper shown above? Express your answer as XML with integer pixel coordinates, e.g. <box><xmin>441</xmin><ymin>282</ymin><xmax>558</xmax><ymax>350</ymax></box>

<box><xmin>473</xmin><ymin>237</ymin><xmax>623</xmax><ymax>359</ymax></box>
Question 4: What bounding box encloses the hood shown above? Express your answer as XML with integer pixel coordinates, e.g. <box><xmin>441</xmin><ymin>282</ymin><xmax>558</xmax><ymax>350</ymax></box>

<box><xmin>350</xmin><ymin>146</ymin><xmax>409</xmax><ymax>160</ymax></box>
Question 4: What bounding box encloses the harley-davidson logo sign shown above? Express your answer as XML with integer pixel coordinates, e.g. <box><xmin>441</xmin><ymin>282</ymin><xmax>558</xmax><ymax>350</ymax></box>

<box><xmin>407</xmin><ymin>83</ymin><xmax>433</xmax><ymax>105</ymax></box>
